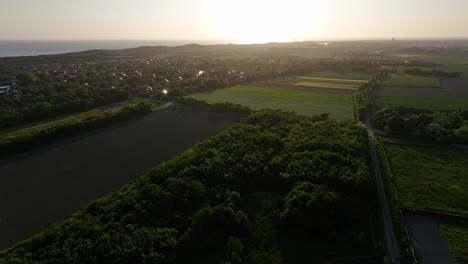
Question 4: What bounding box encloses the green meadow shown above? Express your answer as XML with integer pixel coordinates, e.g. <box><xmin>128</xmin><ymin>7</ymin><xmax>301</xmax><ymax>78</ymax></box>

<box><xmin>187</xmin><ymin>86</ymin><xmax>354</xmax><ymax>120</ymax></box>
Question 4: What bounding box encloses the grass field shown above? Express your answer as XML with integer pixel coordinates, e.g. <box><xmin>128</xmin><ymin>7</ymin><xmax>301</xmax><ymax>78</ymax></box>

<box><xmin>187</xmin><ymin>86</ymin><xmax>354</xmax><ymax>120</ymax></box>
<box><xmin>382</xmin><ymin>74</ymin><xmax>440</xmax><ymax>88</ymax></box>
<box><xmin>383</xmin><ymin>144</ymin><xmax>468</xmax><ymax>215</ymax></box>
<box><xmin>296</xmin><ymin>76</ymin><xmax>367</xmax><ymax>84</ymax></box>
<box><xmin>443</xmin><ymin>64</ymin><xmax>468</xmax><ymax>78</ymax></box>
<box><xmin>294</xmin><ymin>81</ymin><xmax>358</xmax><ymax>89</ymax></box>
<box><xmin>377</xmin><ymin>95</ymin><xmax>468</xmax><ymax>110</ymax></box>
<box><xmin>440</xmin><ymin>218</ymin><xmax>468</xmax><ymax>262</ymax></box>
<box><xmin>380</xmin><ymin>66</ymin><xmax>437</xmax><ymax>74</ymax></box>
<box><xmin>303</xmin><ymin>71</ymin><xmax>373</xmax><ymax>80</ymax></box>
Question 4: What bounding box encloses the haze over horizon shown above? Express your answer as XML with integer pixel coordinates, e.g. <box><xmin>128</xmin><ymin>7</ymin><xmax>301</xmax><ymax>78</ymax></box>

<box><xmin>1</xmin><ymin>0</ymin><xmax>468</xmax><ymax>44</ymax></box>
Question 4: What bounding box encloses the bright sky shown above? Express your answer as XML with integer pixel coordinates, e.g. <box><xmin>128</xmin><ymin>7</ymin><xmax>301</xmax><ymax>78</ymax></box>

<box><xmin>1</xmin><ymin>0</ymin><xmax>468</xmax><ymax>43</ymax></box>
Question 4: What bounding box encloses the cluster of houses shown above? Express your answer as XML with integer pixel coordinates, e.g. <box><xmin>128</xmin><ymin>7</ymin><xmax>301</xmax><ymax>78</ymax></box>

<box><xmin>0</xmin><ymin>81</ymin><xmax>17</xmax><ymax>95</ymax></box>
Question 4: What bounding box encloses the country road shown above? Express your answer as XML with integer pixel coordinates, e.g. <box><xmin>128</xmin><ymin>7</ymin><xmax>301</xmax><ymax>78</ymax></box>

<box><xmin>366</xmin><ymin>116</ymin><xmax>402</xmax><ymax>264</ymax></box>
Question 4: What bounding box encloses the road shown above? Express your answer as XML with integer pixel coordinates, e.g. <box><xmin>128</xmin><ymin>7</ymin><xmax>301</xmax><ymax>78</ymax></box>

<box><xmin>366</xmin><ymin>115</ymin><xmax>402</xmax><ymax>264</ymax></box>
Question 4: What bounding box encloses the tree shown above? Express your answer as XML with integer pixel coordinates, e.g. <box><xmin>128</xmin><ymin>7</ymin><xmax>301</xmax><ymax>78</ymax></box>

<box><xmin>280</xmin><ymin>182</ymin><xmax>339</xmax><ymax>235</ymax></box>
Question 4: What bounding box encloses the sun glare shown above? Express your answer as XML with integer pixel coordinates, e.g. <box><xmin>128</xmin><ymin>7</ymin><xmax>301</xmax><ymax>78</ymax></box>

<box><xmin>204</xmin><ymin>0</ymin><xmax>327</xmax><ymax>44</ymax></box>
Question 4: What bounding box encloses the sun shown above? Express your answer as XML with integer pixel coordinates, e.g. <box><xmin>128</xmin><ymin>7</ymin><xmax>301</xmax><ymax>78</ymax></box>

<box><xmin>204</xmin><ymin>0</ymin><xmax>326</xmax><ymax>44</ymax></box>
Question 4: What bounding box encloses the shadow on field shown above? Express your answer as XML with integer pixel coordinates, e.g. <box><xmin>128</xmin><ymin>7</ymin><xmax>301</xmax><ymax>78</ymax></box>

<box><xmin>404</xmin><ymin>213</ymin><xmax>462</xmax><ymax>264</ymax></box>
<box><xmin>0</xmin><ymin>105</ymin><xmax>241</xmax><ymax>249</ymax></box>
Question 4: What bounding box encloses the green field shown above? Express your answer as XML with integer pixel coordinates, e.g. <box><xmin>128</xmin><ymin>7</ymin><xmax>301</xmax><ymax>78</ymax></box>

<box><xmin>303</xmin><ymin>71</ymin><xmax>373</xmax><ymax>80</ymax></box>
<box><xmin>384</xmin><ymin>144</ymin><xmax>468</xmax><ymax>214</ymax></box>
<box><xmin>440</xmin><ymin>218</ymin><xmax>468</xmax><ymax>262</ymax></box>
<box><xmin>294</xmin><ymin>81</ymin><xmax>358</xmax><ymax>89</ymax></box>
<box><xmin>382</xmin><ymin>74</ymin><xmax>440</xmax><ymax>88</ymax></box>
<box><xmin>187</xmin><ymin>86</ymin><xmax>354</xmax><ymax>120</ymax></box>
<box><xmin>381</xmin><ymin>66</ymin><xmax>439</xmax><ymax>74</ymax></box>
<box><xmin>377</xmin><ymin>95</ymin><xmax>468</xmax><ymax>110</ymax></box>
<box><xmin>443</xmin><ymin>64</ymin><xmax>468</xmax><ymax>78</ymax></box>
<box><xmin>296</xmin><ymin>76</ymin><xmax>367</xmax><ymax>84</ymax></box>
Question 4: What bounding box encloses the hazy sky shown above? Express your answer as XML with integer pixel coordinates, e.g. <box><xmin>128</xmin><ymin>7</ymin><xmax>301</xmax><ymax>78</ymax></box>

<box><xmin>1</xmin><ymin>0</ymin><xmax>468</xmax><ymax>43</ymax></box>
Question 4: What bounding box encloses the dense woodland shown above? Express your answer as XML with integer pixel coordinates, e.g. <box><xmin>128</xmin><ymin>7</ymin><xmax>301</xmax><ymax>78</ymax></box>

<box><xmin>0</xmin><ymin>111</ymin><xmax>377</xmax><ymax>264</ymax></box>
<box><xmin>373</xmin><ymin>107</ymin><xmax>468</xmax><ymax>144</ymax></box>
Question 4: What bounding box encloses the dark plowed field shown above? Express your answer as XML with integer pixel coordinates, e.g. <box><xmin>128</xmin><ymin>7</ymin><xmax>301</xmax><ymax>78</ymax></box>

<box><xmin>0</xmin><ymin>105</ymin><xmax>241</xmax><ymax>249</ymax></box>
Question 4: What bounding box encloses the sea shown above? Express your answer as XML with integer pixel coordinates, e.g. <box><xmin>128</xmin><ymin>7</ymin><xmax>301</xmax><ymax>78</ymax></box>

<box><xmin>0</xmin><ymin>39</ymin><xmax>230</xmax><ymax>58</ymax></box>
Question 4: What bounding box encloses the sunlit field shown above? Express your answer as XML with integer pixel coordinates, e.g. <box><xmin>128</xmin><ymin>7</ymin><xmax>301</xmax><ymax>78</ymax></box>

<box><xmin>187</xmin><ymin>86</ymin><xmax>354</xmax><ymax>120</ymax></box>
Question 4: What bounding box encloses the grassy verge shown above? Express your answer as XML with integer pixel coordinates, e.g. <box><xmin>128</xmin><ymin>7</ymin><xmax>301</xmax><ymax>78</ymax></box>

<box><xmin>186</xmin><ymin>86</ymin><xmax>354</xmax><ymax>120</ymax></box>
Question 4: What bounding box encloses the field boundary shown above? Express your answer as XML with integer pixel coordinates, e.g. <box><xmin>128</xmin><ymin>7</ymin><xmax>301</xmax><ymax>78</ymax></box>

<box><xmin>375</xmin><ymin>138</ymin><xmax>419</xmax><ymax>263</ymax></box>
<box><xmin>352</xmin><ymin>94</ymin><xmax>359</xmax><ymax>122</ymax></box>
<box><xmin>402</xmin><ymin>208</ymin><xmax>468</xmax><ymax>220</ymax></box>
<box><xmin>377</xmin><ymin>137</ymin><xmax>468</xmax><ymax>152</ymax></box>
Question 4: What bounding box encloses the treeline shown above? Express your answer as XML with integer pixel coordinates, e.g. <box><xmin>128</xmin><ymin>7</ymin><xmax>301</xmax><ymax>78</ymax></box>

<box><xmin>373</xmin><ymin>107</ymin><xmax>468</xmax><ymax>144</ymax></box>
<box><xmin>355</xmin><ymin>80</ymin><xmax>382</xmax><ymax>121</ymax></box>
<box><xmin>0</xmin><ymin>111</ymin><xmax>377</xmax><ymax>264</ymax></box>
<box><xmin>0</xmin><ymin>102</ymin><xmax>154</xmax><ymax>157</ymax></box>
<box><xmin>175</xmin><ymin>97</ymin><xmax>252</xmax><ymax>116</ymax></box>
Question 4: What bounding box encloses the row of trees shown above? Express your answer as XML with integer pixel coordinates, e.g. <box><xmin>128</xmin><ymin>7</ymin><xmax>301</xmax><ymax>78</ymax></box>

<box><xmin>355</xmin><ymin>80</ymin><xmax>382</xmax><ymax>121</ymax></box>
<box><xmin>373</xmin><ymin>107</ymin><xmax>468</xmax><ymax>143</ymax></box>
<box><xmin>0</xmin><ymin>101</ymin><xmax>154</xmax><ymax>157</ymax></box>
<box><xmin>0</xmin><ymin>110</ymin><xmax>376</xmax><ymax>263</ymax></box>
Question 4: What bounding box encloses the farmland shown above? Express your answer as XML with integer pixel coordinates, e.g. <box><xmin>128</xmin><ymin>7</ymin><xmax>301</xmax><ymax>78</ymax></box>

<box><xmin>187</xmin><ymin>86</ymin><xmax>354</xmax><ymax>120</ymax></box>
<box><xmin>263</xmin><ymin>73</ymin><xmax>370</xmax><ymax>90</ymax></box>
<box><xmin>300</xmin><ymin>71</ymin><xmax>373</xmax><ymax>80</ymax></box>
<box><xmin>381</xmin><ymin>74</ymin><xmax>440</xmax><ymax>88</ymax></box>
<box><xmin>383</xmin><ymin>144</ymin><xmax>468</xmax><ymax>215</ymax></box>
<box><xmin>376</xmin><ymin>95</ymin><xmax>468</xmax><ymax>110</ymax></box>
<box><xmin>294</xmin><ymin>81</ymin><xmax>358</xmax><ymax>90</ymax></box>
<box><xmin>0</xmin><ymin>105</ymin><xmax>241</xmax><ymax>249</ymax></box>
